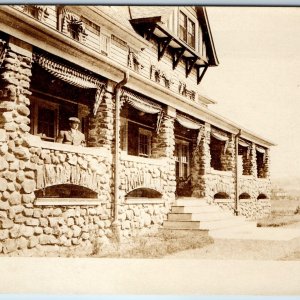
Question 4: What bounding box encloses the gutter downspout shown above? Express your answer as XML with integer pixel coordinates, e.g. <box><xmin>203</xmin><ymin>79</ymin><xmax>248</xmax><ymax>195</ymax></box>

<box><xmin>112</xmin><ymin>71</ymin><xmax>130</xmax><ymax>241</ymax></box>
<box><xmin>235</xmin><ymin>129</ymin><xmax>242</xmax><ymax>216</ymax></box>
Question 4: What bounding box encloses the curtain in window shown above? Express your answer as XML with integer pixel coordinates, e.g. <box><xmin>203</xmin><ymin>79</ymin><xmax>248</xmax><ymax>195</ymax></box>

<box><xmin>0</xmin><ymin>38</ymin><xmax>7</xmax><ymax>69</ymax></box>
<box><xmin>33</xmin><ymin>52</ymin><xmax>106</xmax><ymax>115</ymax></box>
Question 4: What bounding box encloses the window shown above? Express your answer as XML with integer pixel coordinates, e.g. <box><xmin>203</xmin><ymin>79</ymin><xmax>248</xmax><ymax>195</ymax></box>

<box><xmin>179</xmin><ymin>11</ymin><xmax>195</xmax><ymax>49</ymax></box>
<box><xmin>210</xmin><ymin>136</ymin><xmax>223</xmax><ymax>171</ymax></box>
<box><xmin>31</xmin><ymin>98</ymin><xmax>59</xmax><ymax>142</ymax></box>
<box><xmin>138</xmin><ymin>128</ymin><xmax>152</xmax><ymax>157</ymax></box>
<box><xmin>175</xmin><ymin>140</ymin><xmax>190</xmax><ymax>179</ymax></box>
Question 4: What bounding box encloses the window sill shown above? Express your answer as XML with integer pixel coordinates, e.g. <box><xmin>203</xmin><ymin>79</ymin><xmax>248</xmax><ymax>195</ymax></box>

<box><xmin>209</xmin><ymin>168</ymin><xmax>232</xmax><ymax>177</ymax></box>
<box><xmin>120</xmin><ymin>152</ymin><xmax>167</xmax><ymax>166</ymax></box>
<box><xmin>240</xmin><ymin>175</ymin><xmax>253</xmax><ymax>179</ymax></box>
<box><xmin>214</xmin><ymin>198</ymin><xmax>233</xmax><ymax>203</ymax></box>
<box><xmin>25</xmin><ymin>134</ymin><xmax>111</xmax><ymax>158</ymax></box>
<box><xmin>125</xmin><ymin>197</ymin><xmax>164</xmax><ymax>204</ymax></box>
<box><xmin>35</xmin><ymin>198</ymin><xmax>103</xmax><ymax>206</ymax></box>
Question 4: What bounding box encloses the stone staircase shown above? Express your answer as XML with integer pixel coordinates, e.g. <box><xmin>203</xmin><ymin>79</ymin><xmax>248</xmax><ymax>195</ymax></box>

<box><xmin>163</xmin><ymin>197</ymin><xmax>257</xmax><ymax>232</ymax></box>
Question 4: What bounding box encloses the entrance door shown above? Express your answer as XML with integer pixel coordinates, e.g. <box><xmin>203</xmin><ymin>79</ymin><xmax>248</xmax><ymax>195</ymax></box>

<box><xmin>175</xmin><ymin>140</ymin><xmax>191</xmax><ymax>196</ymax></box>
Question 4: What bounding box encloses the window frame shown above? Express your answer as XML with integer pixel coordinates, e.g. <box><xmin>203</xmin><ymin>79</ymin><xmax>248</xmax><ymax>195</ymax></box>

<box><xmin>138</xmin><ymin>127</ymin><xmax>152</xmax><ymax>158</ymax></box>
<box><xmin>178</xmin><ymin>9</ymin><xmax>197</xmax><ymax>50</ymax></box>
<box><xmin>175</xmin><ymin>139</ymin><xmax>190</xmax><ymax>179</ymax></box>
<box><xmin>31</xmin><ymin>96</ymin><xmax>59</xmax><ymax>142</ymax></box>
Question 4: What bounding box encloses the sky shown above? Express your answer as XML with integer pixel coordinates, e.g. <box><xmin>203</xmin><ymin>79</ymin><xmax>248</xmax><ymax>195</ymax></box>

<box><xmin>200</xmin><ymin>7</ymin><xmax>300</xmax><ymax>179</ymax></box>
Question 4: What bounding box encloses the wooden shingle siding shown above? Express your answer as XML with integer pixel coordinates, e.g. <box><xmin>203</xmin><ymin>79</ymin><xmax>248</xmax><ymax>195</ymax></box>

<box><xmin>45</xmin><ymin>6</ymin><xmax>57</xmax><ymax>29</ymax></box>
<box><xmin>110</xmin><ymin>44</ymin><xmax>128</xmax><ymax>67</ymax></box>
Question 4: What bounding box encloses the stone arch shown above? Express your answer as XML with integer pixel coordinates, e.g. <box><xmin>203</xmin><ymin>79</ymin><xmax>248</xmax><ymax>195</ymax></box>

<box><xmin>257</xmin><ymin>193</ymin><xmax>268</xmax><ymax>200</ymax></box>
<box><xmin>126</xmin><ymin>187</ymin><xmax>162</xmax><ymax>198</ymax></box>
<box><xmin>214</xmin><ymin>192</ymin><xmax>230</xmax><ymax>200</ymax></box>
<box><xmin>239</xmin><ymin>192</ymin><xmax>251</xmax><ymax>199</ymax></box>
<box><xmin>35</xmin><ymin>184</ymin><xmax>98</xmax><ymax>198</ymax></box>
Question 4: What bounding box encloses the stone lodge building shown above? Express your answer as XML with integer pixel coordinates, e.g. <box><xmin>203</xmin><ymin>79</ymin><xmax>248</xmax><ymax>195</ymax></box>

<box><xmin>0</xmin><ymin>6</ymin><xmax>274</xmax><ymax>255</ymax></box>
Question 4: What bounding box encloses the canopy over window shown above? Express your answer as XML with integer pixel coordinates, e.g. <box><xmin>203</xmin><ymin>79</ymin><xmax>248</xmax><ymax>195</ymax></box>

<box><xmin>176</xmin><ymin>114</ymin><xmax>202</xmax><ymax>130</ymax></box>
<box><xmin>33</xmin><ymin>52</ymin><xmax>106</xmax><ymax>115</ymax></box>
<box><xmin>121</xmin><ymin>89</ymin><xmax>162</xmax><ymax>114</ymax></box>
<box><xmin>256</xmin><ymin>146</ymin><xmax>266</xmax><ymax>154</ymax></box>
<box><xmin>121</xmin><ymin>89</ymin><xmax>163</xmax><ymax>133</ymax></box>
<box><xmin>238</xmin><ymin>139</ymin><xmax>250</xmax><ymax>148</ymax></box>
<box><xmin>211</xmin><ymin>130</ymin><xmax>229</xmax><ymax>142</ymax></box>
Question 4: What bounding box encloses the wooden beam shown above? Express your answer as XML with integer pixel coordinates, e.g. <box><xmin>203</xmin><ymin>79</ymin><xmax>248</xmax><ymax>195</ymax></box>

<box><xmin>158</xmin><ymin>36</ymin><xmax>172</xmax><ymax>61</ymax></box>
<box><xmin>185</xmin><ymin>56</ymin><xmax>197</xmax><ymax>77</ymax></box>
<box><xmin>197</xmin><ymin>65</ymin><xmax>208</xmax><ymax>84</ymax></box>
<box><xmin>172</xmin><ymin>47</ymin><xmax>185</xmax><ymax>70</ymax></box>
<box><xmin>144</xmin><ymin>24</ymin><xmax>156</xmax><ymax>41</ymax></box>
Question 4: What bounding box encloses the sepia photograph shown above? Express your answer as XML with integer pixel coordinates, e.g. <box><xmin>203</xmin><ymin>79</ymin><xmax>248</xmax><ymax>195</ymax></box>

<box><xmin>0</xmin><ymin>3</ymin><xmax>300</xmax><ymax>296</ymax></box>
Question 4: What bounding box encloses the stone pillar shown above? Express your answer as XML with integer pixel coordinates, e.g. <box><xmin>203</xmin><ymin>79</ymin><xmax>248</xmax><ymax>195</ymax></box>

<box><xmin>220</xmin><ymin>133</ymin><xmax>235</xmax><ymax>171</ymax></box>
<box><xmin>250</xmin><ymin>143</ymin><xmax>257</xmax><ymax>178</ymax></box>
<box><xmin>88</xmin><ymin>81</ymin><xmax>114</xmax><ymax>152</ymax></box>
<box><xmin>152</xmin><ymin>106</ymin><xmax>175</xmax><ymax>159</ymax></box>
<box><xmin>191</xmin><ymin>122</ymin><xmax>211</xmax><ymax>198</ymax></box>
<box><xmin>264</xmin><ymin>149</ymin><xmax>270</xmax><ymax>178</ymax></box>
<box><xmin>0</xmin><ymin>37</ymin><xmax>36</xmax><ymax>254</ymax></box>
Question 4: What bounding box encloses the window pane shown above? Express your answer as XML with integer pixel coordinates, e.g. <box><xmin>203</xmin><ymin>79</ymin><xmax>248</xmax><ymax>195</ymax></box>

<box><xmin>187</xmin><ymin>19</ymin><xmax>195</xmax><ymax>48</ymax></box>
<box><xmin>179</xmin><ymin>12</ymin><xmax>187</xmax><ymax>41</ymax></box>
<box><xmin>139</xmin><ymin>133</ymin><xmax>150</xmax><ymax>157</ymax></box>
<box><xmin>38</xmin><ymin>107</ymin><xmax>55</xmax><ymax>140</ymax></box>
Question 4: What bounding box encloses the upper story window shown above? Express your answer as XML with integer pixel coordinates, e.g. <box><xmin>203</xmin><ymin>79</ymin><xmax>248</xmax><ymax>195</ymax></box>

<box><xmin>179</xmin><ymin>11</ymin><xmax>195</xmax><ymax>49</ymax></box>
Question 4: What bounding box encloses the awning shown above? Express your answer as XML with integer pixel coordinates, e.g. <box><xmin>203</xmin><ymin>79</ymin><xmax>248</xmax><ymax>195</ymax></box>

<box><xmin>33</xmin><ymin>52</ymin><xmax>106</xmax><ymax>116</ymax></box>
<box><xmin>121</xmin><ymin>89</ymin><xmax>163</xmax><ymax>133</ymax></box>
<box><xmin>238</xmin><ymin>139</ymin><xmax>250</xmax><ymax>148</ymax></box>
<box><xmin>256</xmin><ymin>146</ymin><xmax>266</xmax><ymax>154</ymax></box>
<box><xmin>121</xmin><ymin>89</ymin><xmax>162</xmax><ymax>114</ymax></box>
<box><xmin>211</xmin><ymin>130</ymin><xmax>229</xmax><ymax>154</ymax></box>
<box><xmin>0</xmin><ymin>38</ymin><xmax>7</xmax><ymax>69</ymax></box>
<box><xmin>176</xmin><ymin>114</ymin><xmax>202</xmax><ymax>130</ymax></box>
<box><xmin>211</xmin><ymin>130</ymin><xmax>229</xmax><ymax>142</ymax></box>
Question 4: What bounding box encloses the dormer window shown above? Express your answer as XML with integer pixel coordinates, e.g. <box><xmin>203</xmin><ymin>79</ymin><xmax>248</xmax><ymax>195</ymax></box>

<box><xmin>179</xmin><ymin>11</ymin><xmax>195</xmax><ymax>49</ymax></box>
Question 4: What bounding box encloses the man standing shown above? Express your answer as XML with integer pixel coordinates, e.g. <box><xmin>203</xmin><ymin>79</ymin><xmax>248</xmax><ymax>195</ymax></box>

<box><xmin>57</xmin><ymin>117</ymin><xmax>86</xmax><ymax>146</ymax></box>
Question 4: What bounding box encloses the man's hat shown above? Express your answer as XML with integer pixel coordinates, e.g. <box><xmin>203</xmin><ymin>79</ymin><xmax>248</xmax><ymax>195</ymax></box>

<box><xmin>69</xmin><ymin>117</ymin><xmax>80</xmax><ymax>124</ymax></box>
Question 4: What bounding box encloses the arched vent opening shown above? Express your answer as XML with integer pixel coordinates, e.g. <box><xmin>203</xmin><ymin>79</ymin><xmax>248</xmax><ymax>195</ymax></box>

<box><xmin>126</xmin><ymin>188</ymin><xmax>162</xmax><ymax>199</ymax></box>
<box><xmin>214</xmin><ymin>192</ymin><xmax>230</xmax><ymax>200</ymax></box>
<box><xmin>239</xmin><ymin>193</ymin><xmax>251</xmax><ymax>200</ymax></box>
<box><xmin>257</xmin><ymin>193</ymin><xmax>268</xmax><ymax>200</ymax></box>
<box><xmin>35</xmin><ymin>184</ymin><xmax>98</xmax><ymax>199</ymax></box>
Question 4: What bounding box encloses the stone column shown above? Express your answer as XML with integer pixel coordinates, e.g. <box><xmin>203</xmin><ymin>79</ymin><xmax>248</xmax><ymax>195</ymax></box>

<box><xmin>250</xmin><ymin>143</ymin><xmax>257</xmax><ymax>178</ymax></box>
<box><xmin>88</xmin><ymin>81</ymin><xmax>114</xmax><ymax>152</ymax></box>
<box><xmin>152</xmin><ymin>106</ymin><xmax>175</xmax><ymax>159</ymax></box>
<box><xmin>220</xmin><ymin>133</ymin><xmax>235</xmax><ymax>171</ymax></box>
<box><xmin>191</xmin><ymin>122</ymin><xmax>211</xmax><ymax>198</ymax></box>
<box><xmin>0</xmin><ymin>37</ymin><xmax>36</xmax><ymax>254</ymax></box>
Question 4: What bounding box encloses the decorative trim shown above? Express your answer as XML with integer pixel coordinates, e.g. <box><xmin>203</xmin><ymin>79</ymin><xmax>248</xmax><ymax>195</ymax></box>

<box><xmin>0</xmin><ymin>38</ymin><xmax>7</xmax><ymax>69</ymax></box>
<box><xmin>33</xmin><ymin>51</ymin><xmax>106</xmax><ymax>116</ymax></box>
<box><xmin>128</xmin><ymin>48</ymin><xmax>143</xmax><ymax>73</ymax></box>
<box><xmin>59</xmin><ymin>7</ymin><xmax>88</xmax><ymax>42</ymax></box>
<box><xmin>22</xmin><ymin>5</ymin><xmax>49</xmax><ymax>22</ymax></box>
<box><xmin>178</xmin><ymin>81</ymin><xmax>196</xmax><ymax>101</ymax></box>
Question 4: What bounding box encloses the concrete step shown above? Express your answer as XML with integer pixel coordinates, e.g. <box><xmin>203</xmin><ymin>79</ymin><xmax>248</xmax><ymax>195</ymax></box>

<box><xmin>171</xmin><ymin>205</ymin><xmax>221</xmax><ymax>214</ymax></box>
<box><xmin>164</xmin><ymin>216</ymin><xmax>248</xmax><ymax>231</ymax></box>
<box><xmin>168</xmin><ymin>211</ymin><xmax>234</xmax><ymax>222</ymax></box>
<box><xmin>175</xmin><ymin>198</ymin><xmax>208</xmax><ymax>207</ymax></box>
